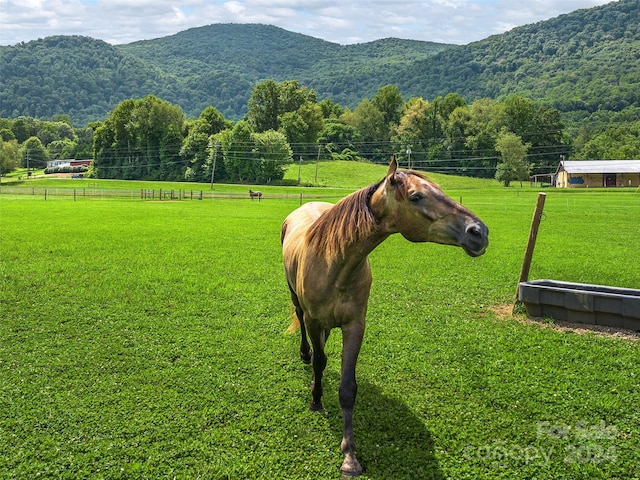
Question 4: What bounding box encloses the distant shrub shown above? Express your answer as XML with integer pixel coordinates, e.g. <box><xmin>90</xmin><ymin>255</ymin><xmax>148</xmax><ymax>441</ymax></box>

<box><xmin>44</xmin><ymin>165</ymin><xmax>89</xmax><ymax>175</ymax></box>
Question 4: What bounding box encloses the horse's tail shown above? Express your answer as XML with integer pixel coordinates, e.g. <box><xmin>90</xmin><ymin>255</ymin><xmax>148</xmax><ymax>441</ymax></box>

<box><xmin>285</xmin><ymin>303</ymin><xmax>300</xmax><ymax>334</ymax></box>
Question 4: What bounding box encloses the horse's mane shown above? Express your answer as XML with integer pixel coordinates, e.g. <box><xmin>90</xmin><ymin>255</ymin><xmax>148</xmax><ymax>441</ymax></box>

<box><xmin>306</xmin><ymin>181</ymin><xmax>383</xmax><ymax>260</ymax></box>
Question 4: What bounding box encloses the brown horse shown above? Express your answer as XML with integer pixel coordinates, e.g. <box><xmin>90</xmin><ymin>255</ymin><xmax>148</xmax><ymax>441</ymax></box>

<box><xmin>281</xmin><ymin>157</ymin><xmax>488</xmax><ymax>476</ymax></box>
<box><xmin>249</xmin><ymin>189</ymin><xmax>262</xmax><ymax>201</ymax></box>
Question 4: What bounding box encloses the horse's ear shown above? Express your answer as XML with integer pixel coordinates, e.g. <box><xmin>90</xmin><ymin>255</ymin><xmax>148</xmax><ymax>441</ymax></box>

<box><xmin>386</xmin><ymin>155</ymin><xmax>398</xmax><ymax>184</ymax></box>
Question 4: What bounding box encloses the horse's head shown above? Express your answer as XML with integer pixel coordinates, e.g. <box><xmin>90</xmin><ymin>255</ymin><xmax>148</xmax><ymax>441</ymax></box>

<box><xmin>371</xmin><ymin>157</ymin><xmax>489</xmax><ymax>257</ymax></box>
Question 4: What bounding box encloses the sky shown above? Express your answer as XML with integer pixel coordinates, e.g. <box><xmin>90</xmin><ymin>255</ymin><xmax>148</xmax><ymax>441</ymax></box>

<box><xmin>0</xmin><ymin>0</ymin><xmax>616</xmax><ymax>47</ymax></box>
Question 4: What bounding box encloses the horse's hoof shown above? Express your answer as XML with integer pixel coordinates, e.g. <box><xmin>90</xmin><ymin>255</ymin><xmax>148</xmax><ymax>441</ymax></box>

<box><xmin>340</xmin><ymin>458</ymin><xmax>362</xmax><ymax>477</ymax></box>
<box><xmin>300</xmin><ymin>350</ymin><xmax>312</xmax><ymax>364</ymax></box>
<box><xmin>309</xmin><ymin>402</ymin><xmax>324</xmax><ymax>413</ymax></box>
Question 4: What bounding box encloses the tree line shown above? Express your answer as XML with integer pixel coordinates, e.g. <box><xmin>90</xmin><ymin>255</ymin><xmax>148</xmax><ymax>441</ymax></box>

<box><xmin>2</xmin><ymin>81</ymin><xmax>639</xmax><ymax>186</ymax></box>
<box><xmin>3</xmin><ymin>1</ymin><xmax>637</xmax><ymax>138</ymax></box>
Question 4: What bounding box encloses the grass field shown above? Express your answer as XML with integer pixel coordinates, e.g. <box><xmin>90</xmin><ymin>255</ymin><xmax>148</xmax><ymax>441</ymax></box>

<box><xmin>1</xmin><ymin>163</ymin><xmax>639</xmax><ymax>479</ymax></box>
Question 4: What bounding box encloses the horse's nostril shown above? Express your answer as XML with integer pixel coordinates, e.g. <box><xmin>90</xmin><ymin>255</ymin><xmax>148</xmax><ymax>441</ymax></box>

<box><xmin>466</xmin><ymin>223</ymin><xmax>482</xmax><ymax>238</ymax></box>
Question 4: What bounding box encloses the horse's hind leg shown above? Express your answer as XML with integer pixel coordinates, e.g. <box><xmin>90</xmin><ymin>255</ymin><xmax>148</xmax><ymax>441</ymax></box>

<box><xmin>296</xmin><ymin>306</ymin><xmax>312</xmax><ymax>364</ymax></box>
<box><xmin>288</xmin><ymin>285</ymin><xmax>312</xmax><ymax>364</ymax></box>
<box><xmin>307</xmin><ymin>322</ymin><xmax>328</xmax><ymax>412</ymax></box>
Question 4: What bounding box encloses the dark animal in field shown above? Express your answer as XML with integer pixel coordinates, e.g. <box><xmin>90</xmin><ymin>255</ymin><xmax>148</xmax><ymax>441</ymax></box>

<box><xmin>249</xmin><ymin>189</ymin><xmax>262</xmax><ymax>201</ymax></box>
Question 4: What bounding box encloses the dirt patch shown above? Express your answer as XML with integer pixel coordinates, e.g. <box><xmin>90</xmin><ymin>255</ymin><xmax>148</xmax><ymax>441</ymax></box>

<box><xmin>490</xmin><ymin>304</ymin><xmax>640</xmax><ymax>341</ymax></box>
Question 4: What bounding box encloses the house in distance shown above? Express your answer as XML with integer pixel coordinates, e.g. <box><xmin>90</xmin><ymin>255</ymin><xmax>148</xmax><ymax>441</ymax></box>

<box><xmin>555</xmin><ymin>160</ymin><xmax>640</xmax><ymax>188</ymax></box>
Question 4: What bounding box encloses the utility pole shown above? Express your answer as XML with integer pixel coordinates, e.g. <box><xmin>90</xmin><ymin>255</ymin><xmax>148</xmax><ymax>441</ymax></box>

<box><xmin>315</xmin><ymin>145</ymin><xmax>321</xmax><ymax>185</ymax></box>
<box><xmin>210</xmin><ymin>143</ymin><xmax>218</xmax><ymax>189</ymax></box>
<box><xmin>297</xmin><ymin>155</ymin><xmax>303</xmax><ymax>185</ymax></box>
<box><xmin>406</xmin><ymin>145</ymin><xmax>412</xmax><ymax>170</ymax></box>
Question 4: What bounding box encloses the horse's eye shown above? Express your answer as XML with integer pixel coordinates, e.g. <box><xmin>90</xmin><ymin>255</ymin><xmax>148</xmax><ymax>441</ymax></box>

<box><xmin>409</xmin><ymin>193</ymin><xmax>422</xmax><ymax>203</ymax></box>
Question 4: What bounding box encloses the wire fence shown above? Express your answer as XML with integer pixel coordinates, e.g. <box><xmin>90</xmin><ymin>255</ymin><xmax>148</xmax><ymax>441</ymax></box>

<box><xmin>0</xmin><ymin>185</ymin><xmax>345</xmax><ymax>203</ymax></box>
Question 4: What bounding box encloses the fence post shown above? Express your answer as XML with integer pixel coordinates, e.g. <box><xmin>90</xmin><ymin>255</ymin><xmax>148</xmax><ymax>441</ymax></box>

<box><xmin>44</xmin><ymin>189</ymin><xmax>47</xmax><ymax>200</ymax></box>
<box><xmin>513</xmin><ymin>192</ymin><xmax>547</xmax><ymax>312</ymax></box>
<box><xmin>74</xmin><ymin>189</ymin><xmax>76</xmax><ymax>202</ymax></box>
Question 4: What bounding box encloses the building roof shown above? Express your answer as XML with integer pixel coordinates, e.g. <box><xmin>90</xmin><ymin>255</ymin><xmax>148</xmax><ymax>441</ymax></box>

<box><xmin>557</xmin><ymin>160</ymin><xmax>640</xmax><ymax>174</ymax></box>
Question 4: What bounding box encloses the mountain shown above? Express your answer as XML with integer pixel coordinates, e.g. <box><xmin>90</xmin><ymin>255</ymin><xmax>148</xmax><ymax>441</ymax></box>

<box><xmin>0</xmin><ymin>0</ymin><xmax>638</xmax><ymax>128</ymax></box>
<box><xmin>0</xmin><ymin>36</ymin><xmax>171</xmax><ymax>124</ymax></box>
<box><xmin>390</xmin><ymin>0</ymin><xmax>640</xmax><ymax>125</ymax></box>
<box><xmin>116</xmin><ymin>24</ymin><xmax>450</xmax><ymax>122</ymax></box>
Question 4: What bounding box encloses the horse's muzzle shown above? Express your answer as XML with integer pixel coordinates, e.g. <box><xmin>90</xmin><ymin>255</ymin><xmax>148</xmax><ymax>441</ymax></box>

<box><xmin>462</xmin><ymin>221</ymin><xmax>489</xmax><ymax>257</ymax></box>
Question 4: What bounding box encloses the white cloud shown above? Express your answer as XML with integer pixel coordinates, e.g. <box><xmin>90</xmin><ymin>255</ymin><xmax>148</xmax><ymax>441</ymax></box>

<box><xmin>223</xmin><ymin>1</ymin><xmax>245</xmax><ymax>15</ymax></box>
<box><xmin>0</xmin><ymin>0</ymin><xmax>617</xmax><ymax>46</ymax></box>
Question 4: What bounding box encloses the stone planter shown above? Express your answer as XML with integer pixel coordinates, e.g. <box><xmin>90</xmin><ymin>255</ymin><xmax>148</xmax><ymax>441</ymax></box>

<box><xmin>518</xmin><ymin>280</ymin><xmax>640</xmax><ymax>331</ymax></box>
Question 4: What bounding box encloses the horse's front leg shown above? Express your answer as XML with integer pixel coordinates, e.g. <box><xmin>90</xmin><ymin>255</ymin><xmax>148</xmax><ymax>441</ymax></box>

<box><xmin>339</xmin><ymin>321</ymin><xmax>365</xmax><ymax>477</ymax></box>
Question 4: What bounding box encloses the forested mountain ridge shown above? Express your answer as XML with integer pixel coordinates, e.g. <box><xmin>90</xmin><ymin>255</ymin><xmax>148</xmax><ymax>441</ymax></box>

<box><xmin>1</xmin><ymin>0</ymin><xmax>638</xmax><ymax>128</ymax></box>
<box><xmin>116</xmin><ymin>24</ymin><xmax>450</xmax><ymax>121</ymax></box>
<box><xmin>0</xmin><ymin>36</ymin><xmax>171</xmax><ymax>123</ymax></box>
<box><xmin>392</xmin><ymin>0</ymin><xmax>639</xmax><ymax>127</ymax></box>
<box><xmin>120</xmin><ymin>24</ymin><xmax>448</xmax><ymax>80</ymax></box>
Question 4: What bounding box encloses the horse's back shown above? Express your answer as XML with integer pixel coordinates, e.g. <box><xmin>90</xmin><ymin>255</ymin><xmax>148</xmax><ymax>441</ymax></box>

<box><xmin>281</xmin><ymin>202</ymin><xmax>333</xmax><ymax>247</ymax></box>
<box><xmin>282</xmin><ymin>202</ymin><xmax>333</xmax><ymax>294</ymax></box>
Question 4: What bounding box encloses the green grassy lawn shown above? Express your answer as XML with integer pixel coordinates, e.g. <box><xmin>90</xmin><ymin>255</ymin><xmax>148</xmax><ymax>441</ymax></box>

<box><xmin>2</xmin><ymin>160</ymin><xmax>498</xmax><ymax>193</ymax></box>
<box><xmin>1</xmin><ymin>167</ymin><xmax>639</xmax><ymax>479</ymax></box>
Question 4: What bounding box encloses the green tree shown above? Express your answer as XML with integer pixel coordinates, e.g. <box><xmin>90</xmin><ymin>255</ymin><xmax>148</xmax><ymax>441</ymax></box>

<box><xmin>182</xmin><ymin>106</ymin><xmax>231</xmax><ymax>182</ymax></box>
<box><xmin>73</xmin><ymin>127</ymin><xmax>94</xmax><ymax>159</ymax></box>
<box><xmin>0</xmin><ymin>139</ymin><xmax>20</xmax><ymax>176</ymax></box>
<box><xmin>52</xmin><ymin>114</ymin><xmax>73</xmax><ymax>126</ymax></box>
<box><xmin>278</xmin><ymin>101</ymin><xmax>323</xmax><ymax>159</ymax></box>
<box><xmin>181</xmin><ymin>122</ymin><xmax>211</xmax><ymax>183</ymax></box>
<box><xmin>278</xmin><ymin>111</ymin><xmax>307</xmax><ymax>149</ymax></box>
<box><xmin>199</xmin><ymin>106</ymin><xmax>232</xmax><ymax>134</ymax></box>
<box><xmin>372</xmin><ymin>84</ymin><xmax>403</xmax><ymax>136</ymax></box>
<box><xmin>494</xmin><ymin>130</ymin><xmax>531</xmax><ymax>187</ymax></box>
<box><xmin>221</xmin><ymin>121</ymin><xmax>256</xmax><ymax>182</ymax></box>
<box><xmin>252</xmin><ymin>129</ymin><xmax>292</xmax><ymax>183</ymax></box>
<box><xmin>247</xmin><ymin>80</ymin><xmax>316</xmax><ymax>134</ymax></box>
<box><xmin>503</xmin><ymin>96</ymin><xmax>537</xmax><ymax>138</ymax></box>
<box><xmin>160</xmin><ymin>124</ymin><xmax>185</xmax><ymax>181</ymax></box>
<box><xmin>464</xmin><ymin>98</ymin><xmax>505</xmax><ymax>178</ymax></box>
<box><xmin>317</xmin><ymin>119</ymin><xmax>362</xmax><ymax>158</ymax></box>
<box><xmin>0</xmin><ymin>128</ymin><xmax>16</xmax><ymax>142</ymax></box>
<box><xmin>576</xmin><ymin>121</ymin><xmax>640</xmax><ymax>159</ymax></box>
<box><xmin>11</xmin><ymin>117</ymin><xmax>37</xmax><ymax>144</ymax></box>
<box><xmin>345</xmin><ymin>99</ymin><xmax>386</xmax><ymax>161</ymax></box>
<box><xmin>92</xmin><ymin>95</ymin><xmax>185</xmax><ymax>180</ymax></box>
<box><xmin>318</xmin><ymin>99</ymin><xmax>344</xmax><ymax>119</ymax></box>
<box><xmin>294</xmin><ymin>102</ymin><xmax>324</xmax><ymax>147</ymax></box>
<box><xmin>394</xmin><ymin>97</ymin><xmax>429</xmax><ymax>167</ymax></box>
<box><xmin>47</xmin><ymin>138</ymin><xmax>77</xmax><ymax>159</ymax></box>
<box><xmin>21</xmin><ymin>136</ymin><xmax>49</xmax><ymax>169</ymax></box>
<box><xmin>247</xmin><ymin>80</ymin><xmax>280</xmax><ymax>132</ymax></box>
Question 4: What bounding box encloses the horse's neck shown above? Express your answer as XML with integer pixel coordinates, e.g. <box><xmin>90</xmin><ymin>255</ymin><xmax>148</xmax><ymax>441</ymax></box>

<box><xmin>329</xmin><ymin>230</ymin><xmax>390</xmax><ymax>288</ymax></box>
